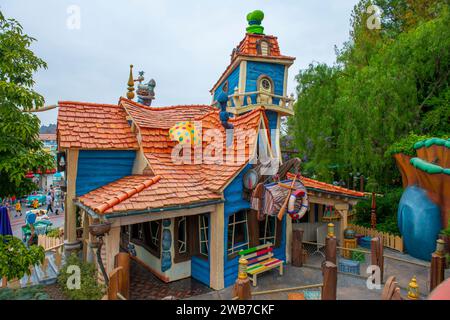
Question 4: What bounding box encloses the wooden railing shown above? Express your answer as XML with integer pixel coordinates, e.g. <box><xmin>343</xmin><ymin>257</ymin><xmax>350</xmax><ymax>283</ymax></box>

<box><xmin>228</xmin><ymin>88</ymin><xmax>295</xmax><ymax>110</ymax></box>
<box><xmin>348</xmin><ymin>224</ymin><xmax>404</xmax><ymax>252</ymax></box>
<box><xmin>38</xmin><ymin>234</ymin><xmax>64</xmax><ymax>251</ymax></box>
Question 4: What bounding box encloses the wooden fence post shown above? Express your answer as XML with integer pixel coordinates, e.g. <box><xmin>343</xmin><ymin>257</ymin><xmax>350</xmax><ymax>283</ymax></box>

<box><xmin>322</xmin><ymin>261</ymin><xmax>337</xmax><ymax>300</ymax></box>
<box><xmin>115</xmin><ymin>252</ymin><xmax>130</xmax><ymax>299</ymax></box>
<box><xmin>325</xmin><ymin>223</ymin><xmax>337</xmax><ymax>265</ymax></box>
<box><xmin>371</xmin><ymin>237</ymin><xmax>384</xmax><ymax>283</ymax></box>
<box><xmin>292</xmin><ymin>229</ymin><xmax>304</xmax><ymax>267</ymax></box>
<box><xmin>430</xmin><ymin>239</ymin><xmax>446</xmax><ymax>292</ymax></box>
<box><xmin>232</xmin><ymin>258</ymin><xmax>252</xmax><ymax>300</ymax></box>
<box><xmin>107</xmin><ymin>267</ymin><xmax>123</xmax><ymax>300</ymax></box>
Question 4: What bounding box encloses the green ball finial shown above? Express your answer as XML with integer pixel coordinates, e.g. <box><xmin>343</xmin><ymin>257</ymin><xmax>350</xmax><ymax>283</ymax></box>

<box><xmin>246</xmin><ymin>10</ymin><xmax>265</xmax><ymax>34</ymax></box>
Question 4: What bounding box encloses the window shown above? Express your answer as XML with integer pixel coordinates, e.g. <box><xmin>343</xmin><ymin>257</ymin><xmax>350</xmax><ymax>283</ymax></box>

<box><xmin>259</xmin><ymin>215</ymin><xmax>277</xmax><ymax>245</ymax></box>
<box><xmin>260</xmin><ymin>78</ymin><xmax>272</xmax><ymax>92</ymax></box>
<box><xmin>258</xmin><ymin>76</ymin><xmax>273</xmax><ymax>95</ymax></box>
<box><xmin>227</xmin><ymin>210</ymin><xmax>249</xmax><ymax>257</ymax></box>
<box><xmin>260</xmin><ymin>41</ymin><xmax>270</xmax><ymax>56</ymax></box>
<box><xmin>177</xmin><ymin>217</ymin><xmax>187</xmax><ymax>254</ymax></box>
<box><xmin>257</xmin><ymin>40</ymin><xmax>271</xmax><ymax>56</ymax></box>
<box><xmin>130</xmin><ymin>221</ymin><xmax>161</xmax><ymax>258</ymax></box>
<box><xmin>199</xmin><ymin>214</ymin><xmax>209</xmax><ymax>257</ymax></box>
<box><xmin>149</xmin><ymin>221</ymin><xmax>160</xmax><ymax>249</ymax></box>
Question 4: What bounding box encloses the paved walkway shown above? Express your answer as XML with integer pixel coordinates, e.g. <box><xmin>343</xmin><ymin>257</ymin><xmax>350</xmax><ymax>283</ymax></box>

<box><xmin>188</xmin><ymin>265</ymin><xmax>384</xmax><ymax>300</ymax></box>
<box><xmin>129</xmin><ymin>259</ymin><xmax>212</xmax><ymax>300</ymax></box>
<box><xmin>9</xmin><ymin>204</ymin><xmax>64</xmax><ymax>238</ymax></box>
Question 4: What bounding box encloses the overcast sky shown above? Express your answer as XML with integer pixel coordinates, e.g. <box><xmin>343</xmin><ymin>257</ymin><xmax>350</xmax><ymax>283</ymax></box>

<box><xmin>1</xmin><ymin>0</ymin><xmax>358</xmax><ymax>125</ymax></box>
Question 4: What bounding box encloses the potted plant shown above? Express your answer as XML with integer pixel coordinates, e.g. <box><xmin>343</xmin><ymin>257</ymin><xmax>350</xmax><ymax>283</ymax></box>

<box><xmin>0</xmin><ymin>235</ymin><xmax>45</xmax><ymax>288</ymax></box>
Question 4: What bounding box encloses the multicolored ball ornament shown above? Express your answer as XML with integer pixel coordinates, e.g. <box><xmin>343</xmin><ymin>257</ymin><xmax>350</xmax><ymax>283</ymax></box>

<box><xmin>169</xmin><ymin>121</ymin><xmax>201</xmax><ymax>145</ymax></box>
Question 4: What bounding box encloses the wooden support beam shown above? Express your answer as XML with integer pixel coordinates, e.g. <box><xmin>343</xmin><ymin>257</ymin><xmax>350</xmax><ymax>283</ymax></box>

<box><xmin>292</xmin><ymin>229</ymin><xmax>304</xmax><ymax>267</ymax></box>
<box><xmin>430</xmin><ymin>252</ymin><xmax>446</xmax><ymax>292</ymax></box>
<box><xmin>322</xmin><ymin>261</ymin><xmax>337</xmax><ymax>300</ymax></box>
<box><xmin>115</xmin><ymin>252</ymin><xmax>130</xmax><ymax>299</ymax></box>
<box><xmin>325</xmin><ymin>236</ymin><xmax>337</xmax><ymax>265</ymax></box>
<box><xmin>371</xmin><ymin>237</ymin><xmax>384</xmax><ymax>283</ymax></box>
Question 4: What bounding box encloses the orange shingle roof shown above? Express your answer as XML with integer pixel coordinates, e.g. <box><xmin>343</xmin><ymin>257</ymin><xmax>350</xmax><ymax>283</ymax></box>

<box><xmin>211</xmin><ymin>33</ymin><xmax>295</xmax><ymax>93</ymax></box>
<box><xmin>76</xmin><ymin>99</ymin><xmax>267</xmax><ymax>214</ymax></box>
<box><xmin>78</xmin><ymin>174</ymin><xmax>222</xmax><ymax>214</ymax></box>
<box><xmin>286</xmin><ymin>173</ymin><xmax>365</xmax><ymax>198</ymax></box>
<box><xmin>121</xmin><ymin>98</ymin><xmax>215</xmax><ymax>129</ymax></box>
<box><xmin>57</xmin><ymin>101</ymin><xmax>138</xmax><ymax>150</ymax></box>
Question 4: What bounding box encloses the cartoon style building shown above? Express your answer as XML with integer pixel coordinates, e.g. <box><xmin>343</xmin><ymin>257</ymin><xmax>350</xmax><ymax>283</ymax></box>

<box><xmin>57</xmin><ymin>11</ymin><xmax>364</xmax><ymax>290</ymax></box>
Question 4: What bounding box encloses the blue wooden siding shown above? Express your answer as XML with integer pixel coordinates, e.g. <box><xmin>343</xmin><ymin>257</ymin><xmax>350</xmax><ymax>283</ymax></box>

<box><xmin>266</xmin><ymin>110</ymin><xmax>279</xmax><ymax>157</ymax></box>
<box><xmin>75</xmin><ymin>150</ymin><xmax>136</xmax><ymax>196</ymax></box>
<box><xmin>245</xmin><ymin>61</ymin><xmax>285</xmax><ymax>106</ymax></box>
<box><xmin>191</xmin><ymin>214</ymin><xmax>211</xmax><ymax>286</ymax></box>
<box><xmin>222</xmin><ymin>164</ymin><xmax>288</xmax><ymax>288</ymax></box>
<box><xmin>213</xmin><ymin>65</ymin><xmax>240</xmax><ymax>104</ymax></box>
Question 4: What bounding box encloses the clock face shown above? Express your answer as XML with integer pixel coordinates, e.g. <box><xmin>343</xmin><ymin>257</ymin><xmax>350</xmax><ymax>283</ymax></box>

<box><xmin>243</xmin><ymin>169</ymin><xmax>258</xmax><ymax>190</ymax></box>
<box><xmin>261</xmin><ymin>78</ymin><xmax>271</xmax><ymax>92</ymax></box>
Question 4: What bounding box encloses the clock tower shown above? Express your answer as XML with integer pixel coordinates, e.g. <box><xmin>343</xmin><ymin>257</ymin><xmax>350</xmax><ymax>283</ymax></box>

<box><xmin>210</xmin><ymin>10</ymin><xmax>296</xmax><ymax>160</ymax></box>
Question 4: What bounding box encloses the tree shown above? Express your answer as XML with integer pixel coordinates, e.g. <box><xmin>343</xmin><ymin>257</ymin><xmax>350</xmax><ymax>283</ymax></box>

<box><xmin>0</xmin><ymin>11</ymin><xmax>54</xmax><ymax>197</ymax></box>
<box><xmin>289</xmin><ymin>1</ymin><xmax>450</xmax><ymax>190</ymax></box>
<box><xmin>0</xmin><ymin>235</ymin><xmax>45</xmax><ymax>282</ymax></box>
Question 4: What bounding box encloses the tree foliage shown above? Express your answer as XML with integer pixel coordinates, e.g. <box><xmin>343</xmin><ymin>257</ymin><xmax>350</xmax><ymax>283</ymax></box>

<box><xmin>289</xmin><ymin>0</ymin><xmax>450</xmax><ymax>190</ymax></box>
<box><xmin>0</xmin><ymin>235</ymin><xmax>45</xmax><ymax>281</ymax></box>
<box><xmin>0</xmin><ymin>11</ymin><xmax>54</xmax><ymax>197</ymax></box>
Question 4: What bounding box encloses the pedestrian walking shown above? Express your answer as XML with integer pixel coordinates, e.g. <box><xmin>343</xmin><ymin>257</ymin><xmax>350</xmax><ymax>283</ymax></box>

<box><xmin>14</xmin><ymin>200</ymin><xmax>22</xmax><ymax>217</ymax></box>
<box><xmin>46</xmin><ymin>192</ymin><xmax>54</xmax><ymax>214</ymax></box>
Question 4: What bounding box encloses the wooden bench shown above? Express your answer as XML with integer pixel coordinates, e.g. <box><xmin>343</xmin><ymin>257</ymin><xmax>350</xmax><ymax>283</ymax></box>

<box><xmin>239</xmin><ymin>243</ymin><xmax>284</xmax><ymax>287</ymax></box>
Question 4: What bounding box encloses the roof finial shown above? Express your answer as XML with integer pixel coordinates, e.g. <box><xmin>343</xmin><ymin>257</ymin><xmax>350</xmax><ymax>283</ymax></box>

<box><xmin>246</xmin><ymin>10</ymin><xmax>265</xmax><ymax>35</ymax></box>
<box><xmin>127</xmin><ymin>64</ymin><xmax>135</xmax><ymax>100</ymax></box>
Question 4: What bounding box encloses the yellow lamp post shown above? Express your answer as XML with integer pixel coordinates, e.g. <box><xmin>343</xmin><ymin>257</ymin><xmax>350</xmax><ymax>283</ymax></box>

<box><xmin>327</xmin><ymin>223</ymin><xmax>335</xmax><ymax>238</ymax></box>
<box><xmin>407</xmin><ymin>276</ymin><xmax>419</xmax><ymax>300</ymax></box>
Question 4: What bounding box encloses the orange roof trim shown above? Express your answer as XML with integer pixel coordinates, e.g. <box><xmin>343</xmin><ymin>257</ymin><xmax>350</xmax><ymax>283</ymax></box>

<box><xmin>286</xmin><ymin>173</ymin><xmax>364</xmax><ymax>198</ymax></box>
<box><xmin>81</xmin><ymin>175</ymin><xmax>161</xmax><ymax>214</ymax></box>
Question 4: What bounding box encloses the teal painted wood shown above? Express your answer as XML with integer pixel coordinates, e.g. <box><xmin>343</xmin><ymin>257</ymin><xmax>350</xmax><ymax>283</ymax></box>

<box><xmin>191</xmin><ymin>214</ymin><xmax>211</xmax><ymax>286</ymax></box>
<box><xmin>245</xmin><ymin>61</ymin><xmax>285</xmax><ymax>105</ymax></box>
<box><xmin>222</xmin><ymin>164</ymin><xmax>288</xmax><ymax>287</ymax></box>
<box><xmin>191</xmin><ymin>256</ymin><xmax>210</xmax><ymax>286</ymax></box>
<box><xmin>75</xmin><ymin>150</ymin><xmax>136</xmax><ymax>196</ymax></box>
<box><xmin>213</xmin><ymin>65</ymin><xmax>240</xmax><ymax>104</ymax></box>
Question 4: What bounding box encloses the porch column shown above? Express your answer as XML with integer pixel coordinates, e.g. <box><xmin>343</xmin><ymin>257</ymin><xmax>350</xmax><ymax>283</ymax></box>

<box><xmin>285</xmin><ymin>215</ymin><xmax>293</xmax><ymax>263</ymax></box>
<box><xmin>335</xmin><ymin>203</ymin><xmax>349</xmax><ymax>241</ymax></box>
<box><xmin>105</xmin><ymin>226</ymin><xmax>121</xmax><ymax>274</ymax></box>
<box><xmin>64</xmin><ymin>149</ymin><xmax>81</xmax><ymax>253</ymax></box>
<box><xmin>86</xmin><ymin>216</ymin><xmax>95</xmax><ymax>263</ymax></box>
<box><xmin>209</xmin><ymin>203</ymin><xmax>225</xmax><ymax>290</ymax></box>
<box><xmin>82</xmin><ymin>210</ymin><xmax>90</xmax><ymax>261</ymax></box>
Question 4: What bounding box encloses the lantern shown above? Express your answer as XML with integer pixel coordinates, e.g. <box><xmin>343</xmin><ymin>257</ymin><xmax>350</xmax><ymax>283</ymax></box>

<box><xmin>169</xmin><ymin>121</ymin><xmax>201</xmax><ymax>145</ymax></box>
<box><xmin>238</xmin><ymin>258</ymin><xmax>248</xmax><ymax>280</ymax></box>
<box><xmin>436</xmin><ymin>239</ymin><xmax>445</xmax><ymax>256</ymax></box>
<box><xmin>407</xmin><ymin>276</ymin><xmax>419</xmax><ymax>300</ymax></box>
<box><xmin>327</xmin><ymin>223</ymin><xmax>335</xmax><ymax>238</ymax></box>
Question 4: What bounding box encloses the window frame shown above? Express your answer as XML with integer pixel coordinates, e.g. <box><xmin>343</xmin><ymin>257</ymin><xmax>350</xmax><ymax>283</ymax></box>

<box><xmin>199</xmin><ymin>214</ymin><xmax>209</xmax><ymax>258</ymax></box>
<box><xmin>227</xmin><ymin>210</ymin><xmax>250</xmax><ymax>259</ymax></box>
<box><xmin>257</xmin><ymin>75</ymin><xmax>274</xmax><ymax>94</ymax></box>
<box><xmin>174</xmin><ymin>216</ymin><xmax>191</xmax><ymax>263</ymax></box>
<box><xmin>130</xmin><ymin>221</ymin><xmax>161</xmax><ymax>258</ymax></box>
<box><xmin>259</xmin><ymin>215</ymin><xmax>277</xmax><ymax>245</ymax></box>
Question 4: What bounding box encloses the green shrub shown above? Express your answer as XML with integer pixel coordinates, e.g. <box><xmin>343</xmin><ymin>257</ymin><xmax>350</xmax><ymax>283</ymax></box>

<box><xmin>57</xmin><ymin>253</ymin><xmax>104</xmax><ymax>300</ymax></box>
<box><xmin>0</xmin><ymin>285</ymin><xmax>49</xmax><ymax>300</ymax></box>
<box><xmin>0</xmin><ymin>235</ymin><xmax>45</xmax><ymax>281</ymax></box>
<box><xmin>353</xmin><ymin>188</ymin><xmax>403</xmax><ymax>236</ymax></box>
<box><xmin>440</xmin><ymin>220</ymin><xmax>450</xmax><ymax>236</ymax></box>
<box><xmin>46</xmin><ymin>227</ymin><xmax>62</xmax><ymax>238</ymax></box>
